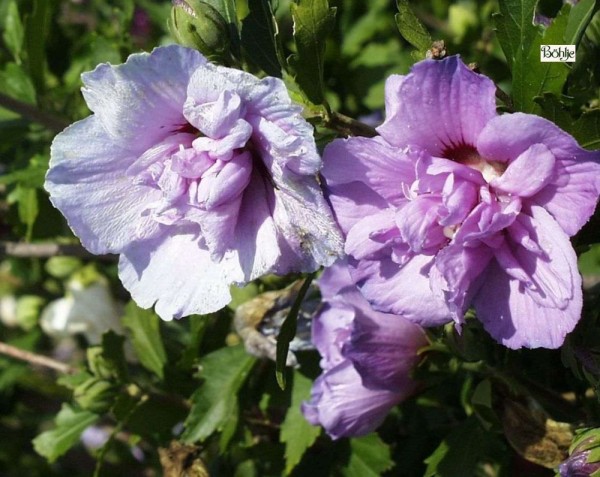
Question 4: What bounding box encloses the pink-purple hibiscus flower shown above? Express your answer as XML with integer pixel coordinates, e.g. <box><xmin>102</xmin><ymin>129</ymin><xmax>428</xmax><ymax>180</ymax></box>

<box><xmin>323</xmin><ymin>55</ymin><xmax>600</xmax><ymax>349</ymax></box>
<box><xmin>302</xmin><ymin>260</ymin><xmax>427</xmax><ymax>439</ymax></box>
<box><xmin>45</xmin><ymin>45</ymin><xmax>343</xmax><ymax>320</ymax></box>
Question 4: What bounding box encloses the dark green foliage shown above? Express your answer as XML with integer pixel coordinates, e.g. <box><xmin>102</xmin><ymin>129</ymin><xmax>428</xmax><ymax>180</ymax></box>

<box><xmin>0</xmin><ymin>0</ymin><xmax>600</xmax><ymax>476</ymax></box>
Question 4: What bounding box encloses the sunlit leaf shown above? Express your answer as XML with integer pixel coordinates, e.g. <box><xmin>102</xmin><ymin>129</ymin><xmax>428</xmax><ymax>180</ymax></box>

<box><xmin>182</xmin><ymin>345</ymin><xmax>255</xmax><ymax>443</ymax></box>
<box><xmin>288</xmin><ymin>0</ymin><xmax>336</xmax><ymax>105</ymax></box>
<box><xmin>33</xmin><ymin>404</ymin><xmax>99</xmax><ymax>463</ymax></box>
<box><xmin>122</xmin><ymin>301</ymin><xmax>167</xmax><ymax>379</ymax></box>
<box><xmin>342</xmin><ymin>433</ymin><xmax>394</xmax><ymax>477</ymax></box>
<box><xmin>280</xmin><ymin>371</ymin><xmax>321</xmax><ymax>475</ymax></box>
<box><xmin>395</xmin><ymin>0</ymin><xmax>432</xmax><ymax>57</ymax></box>
<box><xmin>3</xmin><ymin>0</ymin><xmax>24</xmax><ymax>64</ymax></box>
<box><xmin>241</xmin><ymin>0</ymin><xmax>282</xmax><ymax>77</ymax></box>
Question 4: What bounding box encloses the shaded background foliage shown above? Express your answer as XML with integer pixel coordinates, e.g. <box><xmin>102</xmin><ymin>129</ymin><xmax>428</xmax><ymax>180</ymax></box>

<box><xmin>0</xmin><ymin>0</ymin><xmax>600</xmax><ymax>476</ymax></box>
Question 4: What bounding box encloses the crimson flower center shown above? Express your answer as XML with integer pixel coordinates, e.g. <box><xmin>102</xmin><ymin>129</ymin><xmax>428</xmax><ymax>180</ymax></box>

<box><xmin>443</xmin><ymin>143</ymin><xmax>506</xmax><ymax>182</ymax></box>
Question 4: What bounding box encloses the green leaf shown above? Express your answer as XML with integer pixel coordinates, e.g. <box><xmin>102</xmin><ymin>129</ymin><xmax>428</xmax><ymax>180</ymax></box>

<box><xmin>275</xmin><ymin>273</ymin><xmax>315</xmax><ymax>389</ymax></box>
<box><xmin>511</xmin><ymin>4</ymin><xmax>571</xmax><ymax>112</ymax></box>
<box><xmin>424</xmin><ymin>417</ymin><xmax>491</xmax><ymax>477</ymax></box>
<box><xmin>534</xmin><ymin>93</ymin><xmax>574</xmax><ymax>130</ymax></box>
<box><xmin>45</xmin><ymin>256</ymin><xmax>82</xmax><ymax>279</ymax></box>
<box><xmin>0</xmin><ymin>63</ymin><xmax>36</xmax><ymax>105</ymax></box>
<box><xmin>471</xmin><ymin>379</ymin><xmax>500</xmax><ymax>431</ymax></box>
<box><xmin>572</xmin><ymin>110</ymin><xmax>600</xmax><ymax>150</ymax></box>
<box><xmin>33</xmin><ymin>404</ymin><xmax>100</xmax><ymax>463</ymax></box>
<box><xmin>342</xmin><ymin>433</ymin><xmax>394</xmax><ymax>477</ymax></box>
<box><xmin>280</xmin><ymin>371</ymin><xmax>321</xmax><ymax>475</ymax></box>
<box><xmin>241</xmin><ymin>0</ymin><xmax>283</xmax><ymax>77</ymax></box>
<box><xmin>182</xmin><ymin>345</ymin><xmax>256</xmax><ymax>443</ymax></box>
<box><xmin>7</xmin><ymin>185</ymin><xmax>38</xmax><ymax>241</ymax></box>
<box><xmin>178</xmin><ymin>314</ymin><xmax>210</xmax><ymax>370</ymax></box>
<box><xmin>288</xmin><ymin>0</ymin><xmax>336</xmax><ymax>105</ymax></box>
<box><xmin>15</xmin><ymin>295</ymin><xmax>44</xmax><ymax>330</ymax></box>
<box><xmin>567</xmin><ymin>10</ymin><xmax>600</xmax><ymax>106</ymax></box>
<box><xmin>122</xmin><ymin>301</ymin><xmax>167</xmax><ymax>379</ymax></box>
<box><xmin>3</xmin><ymin>0</ymin><xmax>24</xmax><ymax>63</ymax></box>
<box><xmin>564</xmin><ymin>0</ymin><xmax>596</xmax><ymax>46</ymax></box>
<box><xmin>395</xmin><ymin>0</ymin><xmax>432</xmax><ymax>57</ymax></box>
<box><xmin>24</xmin><ymin>0</ymin><xmax>51</xmax><ymax>93</ymax></box>
<box><xmin>202</xmin><ymin>0</ymin><xmax>241</xmax><ymax>58</ymax></box>
<box><xmin>91</xmin><ymin>331</ymin><xmax>129</xmax><ymax>382</ymax></box>
<box><xmin>494</xmin><ymin>0</ymin><xmax>539</xmax><ymax>70</ymax></box>
<box><xmin>535</xmin><ymin>94</ymin><xmax>600</xmax><ymax>150</ymax></box>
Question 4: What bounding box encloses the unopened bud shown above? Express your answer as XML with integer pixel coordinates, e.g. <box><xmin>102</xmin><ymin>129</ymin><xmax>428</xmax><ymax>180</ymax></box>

<box><xmin>169</xmin><ymin>0</ymin><xmax>230</xmax><ymax>62</ymax></box>
<box><xmin>74</xmin><ymin>377</ymin><xmax>118</xmax><ymax>414</ymax></box>
<box><xmin>559</xmin><ymin>428</ymin><xmax>600</xmax><ymax>477</ymax></box>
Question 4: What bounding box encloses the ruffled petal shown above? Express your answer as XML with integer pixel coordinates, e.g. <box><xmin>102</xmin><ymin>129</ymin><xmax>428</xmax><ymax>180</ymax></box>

<box><xmin>311</xmin><ymin>303</ymin><xmax>354</xmax><ymax>370</ymax></box>
<box><xmin>220</xmin><ymin>170</ymin><xmax>281</xmax><ymax>283</ymax></box>
<box><xmin>507</xmin><ymin>206</ymin><xmax>579</xmax><ymax>309</ymax></box>
<box><xmin>45</xmin><ymin>116</ymin><xmax>162</xmax><ymax>254</ymax></box>
<box><xmin>247</xmin><ymin>77</ymin><xmax>320</xmax><ymax>175</ymax></box>
<box><xmin>82</xmin><ymin>45</ymin><xmax>205</xmax><ymax>152</ymax></box>
<box><xmin>270</xmin><ymin>174</ymin><xmax>344</xmax><ymax>273</ymax></box>
<box><xmin>477</xmin><ymin>113</ymin><xmax>600</xmax><ymax>236</ymax></box>
<box><xmin>351</xmin><ymin>255</ymin><xmax>452</xmax><ymax>326</ymax></box>
<box><xmin>183</xmin><ymin>90</ymin><xmax>243</xmax><ymax>138</ymax></box>
<box><xmin>490</xmin><ymin>143</ymin><xmax>555</xmax><ymax>197</ymax></box>
<box><xmin>429</xmin><ymin>242</ymin><xmax>493</xmax><ymax>320</ymax></box>
<box><xmin>323</xmin><ymin>136</ymin><xmax>415</xmax><ymax>205</ymax></box>
<box><xmin>195</xmin><ymin>151</ymin><xmax>252</xmax><ymax>209</ymax></box>
<box><xmin>326</xmin><ymin>182</ymin><xmax>390</xmax><ymax>236</ymax></box>
<box><xmin>395</xmin><ymin>196</ymin><xmax>447</xmax><ymax>253</ymax></box>
<box><xmin>378</xmin><ymin>56</ymin><xmax>497</xmax><ymax>155</ymax></box>
<box><xmin>474</xmin><ymin>206</ymin><xmax>582</xmax><ymax>349</ymax></box>
<box><xmin>345</xmin><ymin>209</ymin><xmax>398</xmax><ymax>260</ymax></box>
<box><xmin>118</xmin><ymin>229</ymin><xmax>231</xmax><ymax>320</ymax></box>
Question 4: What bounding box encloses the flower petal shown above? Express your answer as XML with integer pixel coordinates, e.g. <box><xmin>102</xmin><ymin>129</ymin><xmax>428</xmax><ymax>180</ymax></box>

<box><xmin>311</xmin><ymin>303</ymin><xmax>354</xmax><ymax>370</ymax></box>
<box><xmin>477</xmin><ymin>113</ymin><xmax>600</xmax><ymax>236</ymax></box>
<box><xmin>301</xmin><ymin>360</ymin><xmax>409</xmax><ymax>439</ymax></box>
<box><xmin>270</xmin><ymin>175</ymin><xmax>344</xmax><ymax>273</ymax></box>
<box><xmin>195</xmin><ymin>151</ymin><xmax>252</xmax><ymax>209</ymax></box>
<box><xmin>183</xmin><ymin>90</ymin><xmax>243</xmax><ymax>138</ymax></box>
<box><xmin>118</xmin><ymin>229</ymin><xmax>231</xmax><ymax>320</ymax></box>
<box><xmin>323</xmin><ymin>136</ymin><xmax>415</xmax><ymax>205</ymax></box>
<box><xmin>474</xmin><ymin>206</ymin><xmax>582</xmax><ymax>349</ymax></box>
<box><xmin>326</xmin><ymin>182</ymin><xmax>390</xmax><ymax>236</ymax></box>
<box><xmin>351</xmin><ymin>255</ymin><xmax>452</xmax><ymax>326</ymax></box>
<box><xmin>82</xmin><ymin>45</ymin><xmax>205</xmax><ymax>152</ymax></box>
<box><xmin>508</xmin><ymin>206</ymin><xmax>579</xmax><ymax>309</ymax></box>
<box><xmin>429</xmin><ymin>241</ymin><xmax>493</xmax><ymax>320</ymax></box>
<box><xmin>491</xmin><ymin>143</ymin><xmax>555</xmax><ymax>197</ymax></box>
<box><xmin>378</xmin><ymin>56</ymin><xmax>497</xmax><ymax>155</ymax></box>
<box><xmin>344</xmin><ymin>311</ymin><xmax>427</xmax><ymax>392</ymax></box>
<box><xmin>220</xmin><ymin>170</ymin><xmax>281</xmax><ymax>283</ymax></box>
<box><xmin>45</xmin><ymin>117</ymin><xmax>162</xmax><ymax>254</ymax></box>
<box><xmin>345</xmin><ymin>209</ymin><xmax>398</xmax><ymax>260</ymax></box>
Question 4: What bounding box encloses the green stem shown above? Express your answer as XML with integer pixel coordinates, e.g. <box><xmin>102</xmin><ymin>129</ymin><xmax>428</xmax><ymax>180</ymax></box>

<box><xmin>0</xmin><ymin>92</ymin><xmax>68</xmax><ymax>133</ymax></box>
<box><xmin>93</xmin><ymin>391</ymin><xmax>148</xmax><ymax>477</ymax></box>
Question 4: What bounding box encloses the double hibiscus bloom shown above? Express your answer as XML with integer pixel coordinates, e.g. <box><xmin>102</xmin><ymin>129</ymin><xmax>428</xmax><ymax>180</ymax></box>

<box><xmin>45</xmin><ymin>46</ymin><xmax>600</xmax><ymax>438</ymax></box>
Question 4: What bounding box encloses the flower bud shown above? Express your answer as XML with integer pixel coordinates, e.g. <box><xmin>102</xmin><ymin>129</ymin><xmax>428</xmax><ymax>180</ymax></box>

<box><xmin>168</xmin><ymin>0</ymin><xmax>230</xmax><ymax>62</ymax></box>
<box><xmin>559</xmin><ymin>428</ymin><xmax>600</xmax><ymax>477</ymax></box>
<box><xmin>74</xmin><ymin>377</ymin><xmax>118</xmax><ymax>414</ymax></box>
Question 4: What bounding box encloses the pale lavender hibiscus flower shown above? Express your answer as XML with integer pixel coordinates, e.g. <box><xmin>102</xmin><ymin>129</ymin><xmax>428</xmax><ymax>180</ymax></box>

<box><xmin>301</xmin><ymin>261</ymin><xmax>427</xmax><ymax>439</ymax></box>
<box><xmin>323</xmin><ymin>55</ymin><xmax>600</xmax><ymax>349</ymax></box>
<box><xmin>45</xmin><ymin>45</ymin><xmax>343</xmax><ymax>320</ymax></box>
